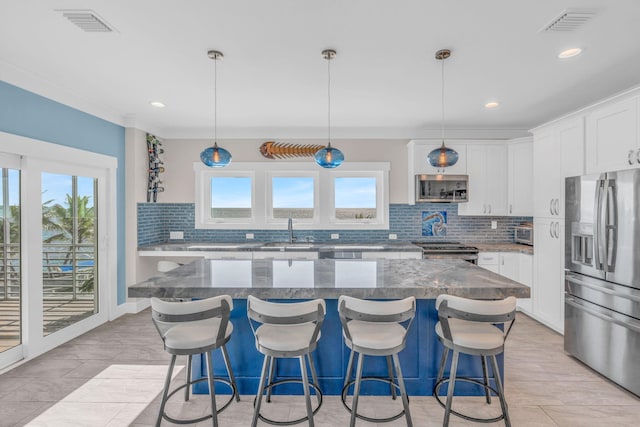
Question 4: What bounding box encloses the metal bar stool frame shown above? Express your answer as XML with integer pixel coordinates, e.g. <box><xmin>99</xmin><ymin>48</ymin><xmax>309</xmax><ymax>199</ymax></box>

<box><xmin>247</xmin><ymin>296</ymin><xmax>326</xmax><ymax>427</ymax></box>
<box><xmin>338</xmin><ymin>296</ymin><xmax>416</xmax><ymax>427</ymax></box>
<box><xmin>151</xmin><ymin>296</ymin><xmax>240</xmax><ymax>427</ymax></box>
<box><xmin>433</xmin><ymin>295</ymin><xmax>516</xmax><ymax>426</ymax></box>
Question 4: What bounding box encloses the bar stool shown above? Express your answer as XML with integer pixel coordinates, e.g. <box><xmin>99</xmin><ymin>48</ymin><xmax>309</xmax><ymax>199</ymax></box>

<box><xmin>247</xmin><ymin>295</ymin><xmax>325</xmax><ymax>427</ymax></box>
<box><xmin>151</xmin><ymin>295</ymin><xmax>239</xmax><ymax>427</ymax></box>
<box><xmin>338</xmin><ymin>295</ymin><xmax>415</xmax><ymax>427</ymax></box>
<box><xmin>433</xmin><ymin>295</ymin><xmax>516</xmax><ymax>427</ymax></box>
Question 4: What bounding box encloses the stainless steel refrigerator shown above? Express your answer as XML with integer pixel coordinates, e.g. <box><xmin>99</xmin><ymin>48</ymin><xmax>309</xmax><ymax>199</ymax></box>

<box><xmin>564</xmin><ymin>169</ymin><xmax>640</xmax><ymax>396</ymax></box>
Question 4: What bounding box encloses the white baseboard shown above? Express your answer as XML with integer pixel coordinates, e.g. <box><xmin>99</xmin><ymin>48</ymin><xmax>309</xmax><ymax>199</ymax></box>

<box><xmin>111</xmin><ymin>298</ymin><xmax>150</xmax><ymax>320</ymax></box>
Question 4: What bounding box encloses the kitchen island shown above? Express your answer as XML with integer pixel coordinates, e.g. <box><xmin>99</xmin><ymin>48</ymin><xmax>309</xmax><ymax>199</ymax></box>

<box><xmin>129</xmin><ymin>258</ymin><xmax>529</xmax><ymax>396</ymax></box>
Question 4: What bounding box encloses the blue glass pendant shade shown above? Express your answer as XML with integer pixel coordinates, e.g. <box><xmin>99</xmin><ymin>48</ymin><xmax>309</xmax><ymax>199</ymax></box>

<box><xmin>314</xmin><ymin>144</ymin><xmax>344</xmax><ymax>168</ymax></box>
<box><xmin>427</xmin><ymin>142</ymin><xmax>458</xmax><ymax>168</ymax></box>
<box><xmin>200</xmin><ymin>143</ymin><xmax>232</xmax><ymax>167</ymax></box>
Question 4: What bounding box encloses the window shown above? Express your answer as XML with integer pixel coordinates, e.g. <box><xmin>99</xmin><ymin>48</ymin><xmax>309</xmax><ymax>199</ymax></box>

<box><xmin>270</xmin><ymin>175</ymin><xmax>316</xmax><ymax>220</ymax></box>
<box><xmin>211</xmin><ymin>177</ymin><xmax>252</xmax><ymax>219</ymax></box>
<box><xmin>194</xmin><ymin>162</ymin><xmax>389</xmax><ymax>229</ymax></box>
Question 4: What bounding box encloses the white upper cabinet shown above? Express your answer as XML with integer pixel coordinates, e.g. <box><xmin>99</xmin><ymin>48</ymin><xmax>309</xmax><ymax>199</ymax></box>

<box><xmin>458</xmin><ymin>143</ymin><xmax>507</xmax><ymax>216</ymax></box>
<box><xmin>507</xmin><ymin>138</ymin><xmax>533</xmax><ymax>216</ymax></box>
<box><xmin>586</xmin><ymin>96</ymin><xmax>640</xmax><ymax>173</ymax></box>
<box><xmin>533</xmin><ymin>116</ymin><xmax>584</xmax><ymax>219</ymax></box>
<box><xmin>408</xmin><ymin>141</ymin><xmax>467</xmax><ymax>175</ymax></box>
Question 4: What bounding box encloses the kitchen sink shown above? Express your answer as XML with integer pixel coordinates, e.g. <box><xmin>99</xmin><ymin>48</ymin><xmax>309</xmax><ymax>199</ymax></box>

<box><xmin>330</xmin><ymin>245</ymin><xmax>385</xmax><ymax>250</ymax></box>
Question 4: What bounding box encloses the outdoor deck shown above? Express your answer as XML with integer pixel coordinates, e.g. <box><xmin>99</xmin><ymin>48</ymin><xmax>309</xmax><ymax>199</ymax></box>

<box><xmin>0</xmin><ymin>299</ymin><xmax>96</xmax><ymax>353</ymax></box>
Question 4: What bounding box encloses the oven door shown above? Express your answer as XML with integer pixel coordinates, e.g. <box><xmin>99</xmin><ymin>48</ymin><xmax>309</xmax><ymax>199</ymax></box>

<box><xmin>422</xmin><ymin>253</ymin><xmax>478</xmax><ymax>264</ymax></box>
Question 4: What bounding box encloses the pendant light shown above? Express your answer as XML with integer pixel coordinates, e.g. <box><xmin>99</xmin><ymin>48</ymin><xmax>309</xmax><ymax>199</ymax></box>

<box><xmin>200</xmin><ymin>50</ymin><xmax>232</xmax><ymax>167</ymax></box>
<box><xmin>315</xmin><ymin>49</ymin><xmax>344</xmax><ymax>168</ymax></box>
<box><xmin>427</xmin><ymin>49</ymin><xmax>459</xmax><ymax>168</ymax></box>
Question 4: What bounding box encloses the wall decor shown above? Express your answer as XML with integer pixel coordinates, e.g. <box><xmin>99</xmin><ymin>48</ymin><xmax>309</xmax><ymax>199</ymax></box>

<box><xmin>259</xmin><ymin>141</ymin><xmax>325</xmax><ymax>159</ymax></box>
<box><xmin>147</xmin><ymin>133</ymin><xmax>164</xmax><ymax>202</ymax></box>
<box><xmin>422</xmin><ymin>211</ymin><xmax>447</xmax><ymax>236</ymax></box>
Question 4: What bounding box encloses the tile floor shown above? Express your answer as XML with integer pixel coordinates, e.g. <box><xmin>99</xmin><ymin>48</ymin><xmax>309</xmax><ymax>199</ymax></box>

<box><xmin>1</xmin><ymin>310</ymin><xmax>639</xmax><ymax>426</ymax></box>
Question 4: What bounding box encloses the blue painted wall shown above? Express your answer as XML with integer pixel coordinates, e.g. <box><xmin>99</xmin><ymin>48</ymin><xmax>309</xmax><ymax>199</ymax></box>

<box><xmin>0</xmin><ymin>80</ymin><xmax>127</xmax><ymax>304</ymax></box>
<box><xmin>138</xmin><ymin>202</ymin><xmax>532</xmax><ymax>246</ymax></box>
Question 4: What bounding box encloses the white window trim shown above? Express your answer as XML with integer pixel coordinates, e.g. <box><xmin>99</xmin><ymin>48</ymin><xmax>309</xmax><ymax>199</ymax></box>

<box><xmin>194</xmin><ymin>162</ymin><xmax>390</xmax><ymax>230</ymax></box>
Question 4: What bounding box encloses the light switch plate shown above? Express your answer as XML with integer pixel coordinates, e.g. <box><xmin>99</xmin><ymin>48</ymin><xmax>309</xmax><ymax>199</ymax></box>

<box><xmin>169</xmin><ymin>231</ymin><xmax>184</xmax><ymax>240</ymax></box>
<box><xmin>389</xmin><ymin>233</ymin><xmax>398</xmax><ymax>240</ymax></box>
<box><xmin>331</xmin><ymin>233</ymin><xmax>340</xmax><ymax>239</ymax></box>
<box><xmin>491</xmin><ymin>221</ymin><xmax>497</xmax><ymax>230</ymax></box>
<box><xmin>246</xmin><ymin>233</ymin><xmax>254</xmax><ymax>239</ymax></box>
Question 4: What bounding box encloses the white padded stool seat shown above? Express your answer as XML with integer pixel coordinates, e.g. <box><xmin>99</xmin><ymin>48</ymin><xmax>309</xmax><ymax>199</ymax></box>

<box><xmin>164</xmin><ymin>318</ymin><xmax>233</xmax><ymax>351</ymax></box>
<box><xmin>435</xmin><ymin>318</ymin><xmax>504</xmax><ymax>350</ymax></box>
<box><xmin>343</xmin><ymin>320</ymin><xmax>405</xmax><ymax>351</ymax></box>
<box><xmin>255</xmin><ymin>323</ymin><xmax>320</xmax><ymax>353</ymax></box>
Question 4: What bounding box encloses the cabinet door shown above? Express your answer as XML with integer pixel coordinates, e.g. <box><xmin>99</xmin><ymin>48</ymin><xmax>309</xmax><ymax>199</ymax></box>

<box><xmin>499</xmin><ymin>252</ymin><xmax>519</xmax><ymax>281</ymax></box>
<box><xmin>459</xmin><ymin>144</ymin><xmax>487</xmax><ymax>215</ymax></box>
<box><xmin>477</xmin><ymin>252</ymin><xmax>500</xmax><ymax>273</ymax></box>
<box><xmin>586</xmin><ymin>97</ymin><xmax>638</xmax><ymax>173</ymax></box>
<box><xmin>411</xmin><ymin>142</ymin><xmax>468</xmax><ymax>175</ymax></box>
<box><xmin>533</xmin><ymin>218</ymin><xmax>564</xmax><ymax>332</ymax></box>
<box><xmin>533</xmin><ymin>130</ymin><xmax>562</xmax><ymax>218</ymax></box>
<box><xmin>485</xmin><ymin>144</ymin><xmax>508</xmax><ymax>215</ymax></box>
<box><xmin>508</xmin><ymin>141</ymin><xmax>533</xmax><ymax>216</ymax></box>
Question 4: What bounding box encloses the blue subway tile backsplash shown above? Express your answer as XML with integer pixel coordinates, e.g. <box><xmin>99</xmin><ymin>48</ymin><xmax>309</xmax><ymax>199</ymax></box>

<box><xmin>137</xmin><ymin>203</ymin><xmax>531</xmax><ymax>246</ymax></box>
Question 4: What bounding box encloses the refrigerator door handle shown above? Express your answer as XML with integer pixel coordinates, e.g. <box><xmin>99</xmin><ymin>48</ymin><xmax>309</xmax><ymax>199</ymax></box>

<box><xmin>594</xmin><ymin>179</ymin><xmax>606</xmax><ymax>270</ymax></box>
<box><xmin>604</xmin><ymin>180</ymin><xmax>618</xmax><ymax>272</ymax></box>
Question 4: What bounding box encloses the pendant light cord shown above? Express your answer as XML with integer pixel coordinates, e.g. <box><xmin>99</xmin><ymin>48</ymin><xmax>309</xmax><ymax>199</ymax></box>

<box><xmin>441</xmin><ymin>56</ymin><xmax>445</xmax><ymax>144</ymax></box>
<box><xmin>214</xmin><ymin>55</ymin><xmax>218</xmax><ymax>145</ymax></box>
<box><xmin>327</xmin><ymin>53</ymin><xmax>331</xmax><ymax>147</ymax></box>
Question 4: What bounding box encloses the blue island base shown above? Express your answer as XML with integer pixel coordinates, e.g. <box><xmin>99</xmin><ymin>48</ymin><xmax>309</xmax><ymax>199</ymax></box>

<box><xmin>192</xmin><ymin>299</ymin><xmax>503</xmax><ymax>396</ymax></box>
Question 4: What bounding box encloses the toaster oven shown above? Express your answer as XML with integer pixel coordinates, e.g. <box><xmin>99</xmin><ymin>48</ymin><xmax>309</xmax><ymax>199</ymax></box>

<box><xmin>514</xmin><ymin>225</ymin><xmax>534</xmax><ymax>246</ymax></box>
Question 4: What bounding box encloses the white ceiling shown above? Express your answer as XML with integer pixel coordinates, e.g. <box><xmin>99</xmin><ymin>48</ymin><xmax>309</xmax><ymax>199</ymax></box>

<box><xmin>2</xmin><ymin>0</ymin><xmax>640</xmax><ymax>139</ymax></box>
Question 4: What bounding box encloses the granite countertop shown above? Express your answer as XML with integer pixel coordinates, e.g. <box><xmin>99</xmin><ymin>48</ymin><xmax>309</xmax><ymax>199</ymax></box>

<box><xmin>471</xmin><ymin>242</ymin><xmax>534</xmax><ymax>255</ymax></box>
<box><xmin>128</xmin><ymin>258</ymin><xmax>530</xmax><ymax>300</ymax></box>
<box><xmin>138</xmin><ymin>241</ymin><xmax>422</xmax><ymax>253</ymax></box>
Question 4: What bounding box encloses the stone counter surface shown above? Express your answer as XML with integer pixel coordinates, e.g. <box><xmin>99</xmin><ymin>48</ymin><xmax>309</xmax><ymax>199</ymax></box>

<box><xmin>128</xmin><ymin>258</ymin><xmax>529</xmax><ymax>300</ymax></box>
<box><xmin>138</xmin><ymin>241</ymin><xmax>422</xmax><ymax>253</ymax></box>
<box><xmin>471</xmin><ymin>242</ymin><xmax>534</xmax><ymax>255</ymax></box>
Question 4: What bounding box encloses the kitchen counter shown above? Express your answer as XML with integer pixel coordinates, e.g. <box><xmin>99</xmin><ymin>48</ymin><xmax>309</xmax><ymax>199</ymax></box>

<box><xmin>137</xmin><ymin>241</ymin><xmax>422</xmax><ymax>254</ymax></box>
<box><xmin>129</xmin><ymin>258</ymin><xmax>527</xmax><ymax>397</ymax></box>
<box><xmin>472</xmin><ymin>242</ymin><xmax>534</xmax><ymax>255</ymax></box>
<box><xmin>128</xmin><ymin>258</ymin><xmax>529</xmax><ymax>300</ymax></box>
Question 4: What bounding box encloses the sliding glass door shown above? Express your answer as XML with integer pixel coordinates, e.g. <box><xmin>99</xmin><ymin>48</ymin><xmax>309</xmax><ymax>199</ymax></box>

<box><xmin>0</xmin><ymin>166</ymin><xmax>21</xmax><ymax>364</ymax></box>
<box><xmin>41</xmin><ymin>173</ymin><xmax>98</xmax><ymax>336</ymax></box>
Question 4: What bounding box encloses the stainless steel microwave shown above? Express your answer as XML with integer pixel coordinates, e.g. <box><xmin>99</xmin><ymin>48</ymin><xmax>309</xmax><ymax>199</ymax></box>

<box><xmin>415</xmin><ymin>174</ymin><xmax>468</xmax><ymax>203</ymax></box>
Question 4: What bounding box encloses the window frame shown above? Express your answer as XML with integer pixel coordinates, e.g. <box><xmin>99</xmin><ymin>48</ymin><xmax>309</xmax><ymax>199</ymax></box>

<box><xmin>194</xmin><ymin>162</ymin><xmax>389</xmax><ymax>230</ymax></box>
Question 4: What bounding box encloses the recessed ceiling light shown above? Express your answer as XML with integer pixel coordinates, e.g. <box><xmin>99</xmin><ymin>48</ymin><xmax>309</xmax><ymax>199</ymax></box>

<box><xmin>558</xmin><ymin>48</ymin><xmax>582</xmax><ymax>59</ymax></box>
<box><xmin>485</xmin><ymin>101</ymin><xmax>500</xmax><ymax>109</ymax></box>
<box><xmin>150</xmin><ymin>101</ymin><xmax>165</xmax><ymax>108</ymax></box>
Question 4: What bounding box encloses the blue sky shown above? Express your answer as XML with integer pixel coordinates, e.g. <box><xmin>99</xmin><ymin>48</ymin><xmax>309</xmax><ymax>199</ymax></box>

<box><xmin>41</xmin><ymin>172</ymin><xmax>95</xmax><ymax>207</ymax></box>
<box><xmin>210</xmin><ymin>176</ymin><xmax>376</xmax><ymax>208</ymax></box>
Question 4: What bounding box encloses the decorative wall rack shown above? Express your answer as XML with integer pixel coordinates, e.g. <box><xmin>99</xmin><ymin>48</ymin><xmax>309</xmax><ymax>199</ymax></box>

<box><xmin>147</xmin><ymin>133</ymin><xmax>164</xmax><ymax>202</ymax></box>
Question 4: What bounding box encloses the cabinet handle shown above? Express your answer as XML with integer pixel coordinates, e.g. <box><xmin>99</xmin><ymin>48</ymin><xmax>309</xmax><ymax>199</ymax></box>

<box><xmin>550</xmin><ymin>223</ymin><xmax>554</xmax><ymax>238</ymax></box>
<box><xmin>509</xmin><ymin>204</ymin><xmax>512</xmax><ymax>214</ymax></box>
<box><xmin>636</xmin><ymin>149</ymin><xmax>640</xmax><ymax>164</ymax></box>
<box><xmin>488</xmin><ymin>204</ymin><xmax>492</xmax><ymax>214</ymax></box>
<box><xmin>555</xmin><ymin>221</ymin><xmax>560</xmax><ymax>238</ymax></box>
<box><xmin>483</xmin><ymin>204</ymin><xmax>486</xmax><ymax>214</ymax></box>
<box><xmin>549</xmin><ymin>199</ymin><xmax>554</xmax><ymax>215</ymax></box>
<box><xmin>629</xmin><ymin>150</ymin><xmax>636</xmax><ymax>166</ymax></box>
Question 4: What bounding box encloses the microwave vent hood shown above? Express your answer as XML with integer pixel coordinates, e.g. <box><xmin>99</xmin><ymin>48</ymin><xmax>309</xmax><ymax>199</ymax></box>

<box><xmin>415</xmin><ymin>174</ymin><xmax>468</xmax><ymax>203</ymax></box>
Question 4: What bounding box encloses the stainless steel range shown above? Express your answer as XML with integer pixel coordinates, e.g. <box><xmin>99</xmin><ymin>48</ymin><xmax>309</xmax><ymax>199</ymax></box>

<box><xmin>411</xmin><ymin>241</ymin><xmax>479</xmax><ymax>264</ymax></box>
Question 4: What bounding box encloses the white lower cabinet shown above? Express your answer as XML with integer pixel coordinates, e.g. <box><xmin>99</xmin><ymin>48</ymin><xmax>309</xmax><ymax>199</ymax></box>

<box><xmin>533</xmin><ymin>218</ymin><xmax>565</xmax><ymax>333</ymax></box>
<box><xmin>478</xmin><ymin>251</ymin><xmax>533</xmax><ymax>313</ymax></box>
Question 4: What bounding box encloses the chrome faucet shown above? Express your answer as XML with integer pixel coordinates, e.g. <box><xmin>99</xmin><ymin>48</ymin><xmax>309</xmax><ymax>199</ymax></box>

<box><xmin>288</xmin><ymin>214</ymin><xmax>294</xmax><ymax>243</ymax></box>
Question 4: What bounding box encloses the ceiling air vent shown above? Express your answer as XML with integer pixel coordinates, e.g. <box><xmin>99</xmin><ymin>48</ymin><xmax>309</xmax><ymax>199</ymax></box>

<box><xmin>541</xmin><ymin>9</ymin><xmax>596</xmax><ymax>32</ymax></box>
<box><xmin>58</xmin><ymin>9</ymin><xmax>115</xmax><ymax>33</ymax></box>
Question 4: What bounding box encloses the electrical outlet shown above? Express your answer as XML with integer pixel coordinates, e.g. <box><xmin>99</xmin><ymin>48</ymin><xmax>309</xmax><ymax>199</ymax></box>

<box><xmin>245</xmin><ymin>233</ymin><xmax>254</xmax><ymax>239</ymax></box>
<box><xmin>491</xmin><ymin>221</ymin><xmax>497</xmax><ymax>230</ymax></box>
<box><xmin>331</xmin><ymin>233</ymin><xmax>340</xmax><ymax>239</ymax></box>
<box><xmin>169</xmin><ymin>231</ymin><xmax>184</xmax><ymax>240</ymax></box>
<box><xmin>389</xmin><ymin>233</ymin><xmax>398</xmax><ymax>240</ymax></box>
